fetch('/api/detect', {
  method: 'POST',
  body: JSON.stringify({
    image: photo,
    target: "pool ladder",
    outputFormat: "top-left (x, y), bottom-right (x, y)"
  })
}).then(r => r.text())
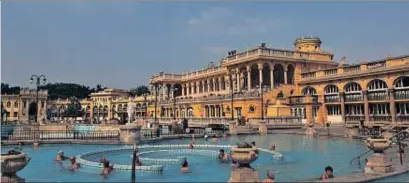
top-left (349, 126), bottom-right (409, 165)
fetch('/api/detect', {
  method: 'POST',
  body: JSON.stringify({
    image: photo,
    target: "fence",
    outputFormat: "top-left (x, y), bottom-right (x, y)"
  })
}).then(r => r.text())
top-left (5, 130), bottom-right (120, 142)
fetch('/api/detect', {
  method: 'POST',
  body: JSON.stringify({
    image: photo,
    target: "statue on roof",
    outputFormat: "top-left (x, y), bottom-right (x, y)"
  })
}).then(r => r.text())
top-left (340, 56), bottom-right (346, 66)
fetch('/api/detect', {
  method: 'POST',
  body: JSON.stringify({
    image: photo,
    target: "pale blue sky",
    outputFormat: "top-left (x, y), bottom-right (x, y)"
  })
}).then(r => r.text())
top-left (2, 2), bottom-right (409, 89)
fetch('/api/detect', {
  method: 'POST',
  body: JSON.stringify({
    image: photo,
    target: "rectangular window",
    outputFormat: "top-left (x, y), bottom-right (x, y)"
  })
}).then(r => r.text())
top-left (326, 105), bottom-right (341, 116)
top-left (13, 112), bottom-right (18, 117)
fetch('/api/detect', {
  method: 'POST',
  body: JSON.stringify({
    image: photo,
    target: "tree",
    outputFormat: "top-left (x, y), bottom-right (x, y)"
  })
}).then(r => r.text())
top-left (64, 97), bottom-right (83, 118)
top-left (1, 83), bottom-right (21, 95)
top-left (129, 85), bottom-right (150, 96)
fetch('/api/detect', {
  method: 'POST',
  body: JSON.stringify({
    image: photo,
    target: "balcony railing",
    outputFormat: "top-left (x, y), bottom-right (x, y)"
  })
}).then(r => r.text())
top-left (248, 116), bottom-right (302, 124)
top-left (368, 91), bottom-right (389, 101)
top-left (345, 115), bottom-right (365, 122)
top-left (344, 65), bottom-right (361, 73)
top-left (289, 96), bottom-right (305, 104)
top-left (394, 89), bottom-right (409, 100)
top-left (345, 93), bottom-right (363, 102)
top-left (324, 95), bottom-right (340, 103)
top-left (158, 92), bottom-right (260, 105)
top-left (396, 115), bottom-right (409, 122)
top-left (369, 115), bottom-right (392, 122)
top-left (367, 61), bottom-right (386, 70)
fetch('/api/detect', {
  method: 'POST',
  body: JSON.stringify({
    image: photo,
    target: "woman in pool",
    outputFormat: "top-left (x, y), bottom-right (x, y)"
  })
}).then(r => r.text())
top-left (261, 171), bottom-right (276, 182)
top-left (55, 150), bottom-right (68, 161)
top-left (101, 161), bottom-right (112, 175)
top-left (270, 144), bottom-right (276, 151)
top-left (181, 160), bottom-right (189, 173)
top-left (69, 156), bottom-right (80, 171)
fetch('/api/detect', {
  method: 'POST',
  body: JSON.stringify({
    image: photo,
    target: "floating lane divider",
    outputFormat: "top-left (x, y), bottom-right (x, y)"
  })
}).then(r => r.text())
top-left (76, 144), bottom-right (282, 172)
top-left (257, 148), bottom-right (284, 159)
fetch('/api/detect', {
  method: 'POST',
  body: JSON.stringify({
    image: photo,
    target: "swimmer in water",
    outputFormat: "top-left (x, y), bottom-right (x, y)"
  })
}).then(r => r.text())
top-left (218, 149), bottom-right (229, 161)
top-left (181, 160), bottom-right (189, 173)
top-left (55, 150), bottom-right (68, 161)
top-left (69, 156), bottom-right (80, 170)
top-left (270, 144), bottom-right (276, 151)
top-left (204, 133), bottom-right (208, 141)
top-left (189, 141), bottom-right (194, 149)
top-left (101, 161), bottom-right (111, 175)
top-left (261, 171), bottom-right (276, 182)
top-left (320, 166), bottom-right (334, 180)
top-left (135, 156), bottom-right (142, 166)
top-left (211, 135), bottom-right (219, 143)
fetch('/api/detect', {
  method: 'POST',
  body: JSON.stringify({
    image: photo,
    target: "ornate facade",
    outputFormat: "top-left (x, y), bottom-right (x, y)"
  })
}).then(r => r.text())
top-left (2, 37), bottom-right (409, 126)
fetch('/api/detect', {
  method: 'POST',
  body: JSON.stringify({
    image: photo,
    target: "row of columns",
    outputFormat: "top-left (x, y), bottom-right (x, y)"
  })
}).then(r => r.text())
top-left (204, 105), bottom-right (223, 117)
top-left (181, 77), bottom-right (226, 97)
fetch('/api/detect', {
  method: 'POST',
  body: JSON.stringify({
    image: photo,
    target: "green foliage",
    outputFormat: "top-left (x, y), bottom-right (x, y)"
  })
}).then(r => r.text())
top-left (1, 83), bottom-right (21, 95)
top-left (64, 97), bottom-right (83, 117)
top-left (129, 85), bottom-right (150, 96)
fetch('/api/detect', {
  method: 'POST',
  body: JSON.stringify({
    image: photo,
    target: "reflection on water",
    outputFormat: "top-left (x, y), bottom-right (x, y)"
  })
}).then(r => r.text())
top-left (6, 134), bottom-right (367, 182)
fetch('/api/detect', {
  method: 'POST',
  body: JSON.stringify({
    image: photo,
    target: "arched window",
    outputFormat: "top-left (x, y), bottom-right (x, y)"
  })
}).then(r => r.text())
top-left (188, 108), bottom-right (194, 117)
top-left (14, 101), bottom-right (18, 108)
top-left (287, 64), bottom-right (295, 84)
top-left (394, 76), bottom-right (409, 88)
top-left (273, 64), bottom-right (285, 86)
top-left (118, 104), bottom-right (123, 111)
top-left (367, 79), bottom-right (388, 91)
top-left (394, 76), bottom-right (409, 100)
top-left (344, 82), bottom-right (362, 93)
top-left (344, 82), bottom-right (363, 102)
top-left (6, 101), bottom-right (11, 108)
top-left (302, 86), bottom-right (317, 95)
top-left (324, 85), bottom-right (339, 94)
top-left (324, 85), bottom-right (340, 103)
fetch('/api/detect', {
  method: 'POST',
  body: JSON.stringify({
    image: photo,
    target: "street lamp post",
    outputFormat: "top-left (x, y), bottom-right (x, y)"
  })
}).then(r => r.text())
top-left (171, 86), bottom-right (178, 120)
top-left (30, 75), bottom-right (47, 122)
top-left (257, 83), bottom-right (268, 120)
top-left (151, 83), bottom-right (162, 122)
top-left (143, 93), bottom-right (148, 121)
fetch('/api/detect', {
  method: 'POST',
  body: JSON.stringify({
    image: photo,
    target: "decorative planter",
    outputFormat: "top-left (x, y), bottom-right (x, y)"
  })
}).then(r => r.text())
top-left (1, 152), bottom-right (30, 182)
top-left (364, 137), bottom-right (393, 174)
top-left (365, 138), bottom-right (391, 153)
top-left (229, 146), bottom-right (259, 182)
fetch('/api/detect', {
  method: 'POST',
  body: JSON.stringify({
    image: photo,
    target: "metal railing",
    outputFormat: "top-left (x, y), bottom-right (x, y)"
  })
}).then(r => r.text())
top-left (369, 116), bottom-right (392, 122)
top-left (248, 117), bottom-right (302, 124)
top-left (367, 91), bottom-right (389, 101)
top-left (345, 93), bottom-right (363, 102)
top-left (324, 95), bottom-right (340, 103)
top-left (5, 130), bottom-right (120, 141)
top-left (345, 115), bottom-right (365, 122)
top-left (394, 89), bottom-right (409, 100)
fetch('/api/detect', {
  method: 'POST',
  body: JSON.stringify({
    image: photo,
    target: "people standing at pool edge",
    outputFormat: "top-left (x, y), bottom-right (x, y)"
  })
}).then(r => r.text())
top-left (320, 166), bottom-right (334, 180)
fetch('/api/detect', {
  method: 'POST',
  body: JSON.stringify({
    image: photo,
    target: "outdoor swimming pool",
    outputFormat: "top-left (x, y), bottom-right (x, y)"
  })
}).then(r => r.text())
top-left (4, 134), bottom-right (368, 182)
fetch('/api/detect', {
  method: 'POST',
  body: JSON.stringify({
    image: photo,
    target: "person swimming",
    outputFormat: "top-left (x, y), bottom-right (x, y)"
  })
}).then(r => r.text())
top-left (211, 135), bottom-right (219, 143)
top-left (101, 161), bottom-right (112, 175)
top-left (189, 141), bottom-right (194, 149)
top-left (135, 156), bottom-right (142, 166)
top-left (55, 150), bottom-right (68, 161)
top-left (204, 133), bottom-right (208, 141)
top-left (218, 149), bottom-right (229, 161)
top-left (320, 166), bottom-right (334, 180)
top-left (251, 142), bottom-right (256, 147)
top-left (261, 171), bottom-right (276, 182)
top-left (270, 144), bottom-right (276, 151)
top-left (69, 156), bottom-right (80, 170)
top-left (181, 160), bottom-right (189, 173)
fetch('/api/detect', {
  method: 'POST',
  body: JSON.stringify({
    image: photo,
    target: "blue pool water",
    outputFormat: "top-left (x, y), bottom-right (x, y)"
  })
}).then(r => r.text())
top-left (4, 134), bottom-right (368, 182)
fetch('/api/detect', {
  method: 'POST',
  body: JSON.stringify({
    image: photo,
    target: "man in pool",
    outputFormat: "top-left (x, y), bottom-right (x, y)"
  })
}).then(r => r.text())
top-left (261, 171), bottom-right (276, 182)
top-left (320, 166), bottom-right (334, 180)
top-left (100, 157), bottom-right (115, 170)
top-left (55, 150), bottom-right (68, 161)
top-left (204, 133), bottom-right (208, 141)
top-left (69, 156), bottom-right (80, 170)
top-left (181, 159), bottom-right (189, 173)
top-left (135, 155), bottom-right (142, 166)
top-left (218, 149), bottom-right (229, 162)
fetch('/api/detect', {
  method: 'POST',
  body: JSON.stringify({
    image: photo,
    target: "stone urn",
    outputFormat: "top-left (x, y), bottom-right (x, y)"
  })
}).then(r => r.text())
top-left (364, 137), bottom-right (393, 174)
top-left (229, 143), bottom-right (259, 183)
top-left (306, 123), bottom-right (316, 136)
top-left (1, 151), bottom-right (31, 182)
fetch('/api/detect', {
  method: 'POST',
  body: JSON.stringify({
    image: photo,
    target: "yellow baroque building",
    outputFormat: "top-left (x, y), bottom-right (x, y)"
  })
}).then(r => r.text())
top-left (2, 37), bottom-right (409, 126)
